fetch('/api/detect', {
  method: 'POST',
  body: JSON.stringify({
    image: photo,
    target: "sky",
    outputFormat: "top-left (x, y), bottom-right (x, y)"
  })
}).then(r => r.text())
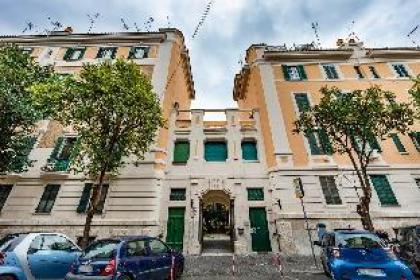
top-left (1, 0), bottom-right (419, 109)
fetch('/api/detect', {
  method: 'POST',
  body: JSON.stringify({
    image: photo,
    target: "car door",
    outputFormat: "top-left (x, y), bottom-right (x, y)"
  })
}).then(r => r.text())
top-left (27, 234), bottom-right (80, 279)
top-left (148, 239), bottom-right (172, 280)
top-left (122, 240), bottom-right (155, 279)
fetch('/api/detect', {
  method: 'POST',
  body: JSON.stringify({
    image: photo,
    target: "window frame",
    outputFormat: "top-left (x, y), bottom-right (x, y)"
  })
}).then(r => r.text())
top-left (354, 65), bottom-right (364, 79)
top-left (319, 176), bottom-right (342, 205)
top-left (370, 175), bottom-right (399, 206)
top-left (63, 47), bottom-right (86, 61)
top-left (322, 64), bottom-right (340, 80)
top-left (76, 184), bottom-right (109, 214)
top-left (241, 140), bottom-right (258, 161)
top-left (169, 189), bottom-right (186, 201)
top-left (35, 184), bottom-right (60, 214)
top-left (204, 141), bottom-right (228, 162)
top-left (369, 66), bottom-right (380, 79)
top-left (173, 141), bottom-right (190, 164)
top-left (128, 46), bottom-right (150, 59)
top-left (391, 63), bottom-right (410, 78)
top-left (247, 188), bottom-right (264, 201)
top-left (0, 185), bottom-right (13, 212)
top-left (96, 47), bottom-right (117, 59)
top-left (390, 133), bottom-right (407, 154)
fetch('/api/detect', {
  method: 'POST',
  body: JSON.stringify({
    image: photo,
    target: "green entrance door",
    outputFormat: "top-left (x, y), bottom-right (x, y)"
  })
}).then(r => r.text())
top-left (166, 208), bottom-right (185, 251)
top-left (249, 208), bottom-right (272, 252)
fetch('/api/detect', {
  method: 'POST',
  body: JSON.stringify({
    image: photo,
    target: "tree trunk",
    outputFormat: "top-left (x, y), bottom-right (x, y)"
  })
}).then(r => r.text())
top-left (80, 168), bottom-right (107, 249)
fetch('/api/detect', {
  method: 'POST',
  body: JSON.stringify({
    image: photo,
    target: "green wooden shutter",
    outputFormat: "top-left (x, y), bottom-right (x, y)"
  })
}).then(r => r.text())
top-left (111, 48), bottom-right (117, 59)
top-left (77, 184), bottom-right (92, 213)
top-left (390, 133), bottom-right (407, 153)
top-left (128, 47), bottom-right (135, 59)
top-left (95, 184), bottom-right (109, 214)
top-left (319, 176), bottom-right (342, 205)
top-left (78, 48), bottom-right (86, 60)
top-left (204, 142), bottom-right (227, 162)
top-left (295, 93), bottom-right (310, 112)
top-left (282, 65), bottom-right (290, 81)
top-left (393, 65), bottom-right (403, 77)
top-left (242, 141), bottom-right (258, 160)
top-left (96, 48), bottom-right (103, 58)
top-left (409, 132), bottom-right (420, 151)
top-left (63, 48), bottom-right (73, 61)
top-left (247, 188), bottom-right (264, 201)
top-left (318, 129), bottom-right (333, 155)
top-left (173, 142), bottom-right (190, 163)
top-left (50, 137), bottom-right (65, 160)
top-left (368, 136), bottom-right (382, 152)
top-left (0, 185), bottom-right (13, 212)
top-left (297, 65), bottom-right (307, 80)
top-left (36, 184), bottom-right (60, 213)
top-left (370, 175), bottom-right (398, 206)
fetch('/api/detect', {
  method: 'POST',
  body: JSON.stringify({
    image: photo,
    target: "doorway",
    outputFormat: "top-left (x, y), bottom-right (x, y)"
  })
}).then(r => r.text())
top-left (249, 208), bottom-right (271, 252)
top-left (200, 190), bottom-right (234, 254)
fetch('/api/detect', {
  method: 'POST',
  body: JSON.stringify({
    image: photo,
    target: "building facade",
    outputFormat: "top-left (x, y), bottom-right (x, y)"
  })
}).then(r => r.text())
top-left (1, 30), bottom-right (420, 255)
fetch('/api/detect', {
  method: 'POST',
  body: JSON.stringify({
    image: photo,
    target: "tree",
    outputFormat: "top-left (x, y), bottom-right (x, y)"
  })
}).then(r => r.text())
top-left (31, 59), bottom-right (164, 248)
top-left (409, 74), bottom-right (420, 112)
top-left (294, 86), bottom-right (414, 231)
top-left (0, 45), bottom-right (53, 173)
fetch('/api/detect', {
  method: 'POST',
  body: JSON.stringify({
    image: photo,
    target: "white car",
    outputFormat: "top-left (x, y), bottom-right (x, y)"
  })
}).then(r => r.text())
top-left (0, 232), bottom-right (81, 280)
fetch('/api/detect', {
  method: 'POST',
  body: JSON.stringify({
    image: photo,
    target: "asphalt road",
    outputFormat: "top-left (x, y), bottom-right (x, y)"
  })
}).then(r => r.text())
top-left (181, 254), bottom-right (329, 280)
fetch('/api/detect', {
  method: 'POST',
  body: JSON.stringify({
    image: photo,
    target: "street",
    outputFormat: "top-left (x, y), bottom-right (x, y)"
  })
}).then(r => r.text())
top-left (181, 254), bottom-right (329, 280)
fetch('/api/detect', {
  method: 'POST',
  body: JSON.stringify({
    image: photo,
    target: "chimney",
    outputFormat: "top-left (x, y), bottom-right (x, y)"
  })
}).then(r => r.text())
top-left (64, 26), bottom-right (73, 33)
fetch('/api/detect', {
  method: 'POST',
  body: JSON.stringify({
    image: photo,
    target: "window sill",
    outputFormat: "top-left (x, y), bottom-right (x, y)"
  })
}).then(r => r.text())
top-left (399, 152), bottom-right (409, 155)
top-left (380, 204), bottom-right (401, 207)
top-left (172, 161), bottom-right (188, 165)
top-left (243, 160), bottom-right (260, 163)
top-left (32, 212), bottom-right (51, 215)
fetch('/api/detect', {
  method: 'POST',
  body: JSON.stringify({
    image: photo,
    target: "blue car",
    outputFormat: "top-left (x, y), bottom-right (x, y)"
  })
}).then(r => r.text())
top-left (315, 229), bottom-right (415, 280)
top-left (0, 232), bottom-right (81, 280)
top-left (65, 236), bottom-right (184, 280)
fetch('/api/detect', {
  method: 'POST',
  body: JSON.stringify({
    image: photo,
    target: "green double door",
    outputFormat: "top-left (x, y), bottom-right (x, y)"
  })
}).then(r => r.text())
top-left (249, 208), bottom-right (272, 252)
top-left (166, 208), bottom-right (185, 251)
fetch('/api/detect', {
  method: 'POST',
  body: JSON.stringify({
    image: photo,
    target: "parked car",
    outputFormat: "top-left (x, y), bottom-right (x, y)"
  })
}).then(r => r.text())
top-left (392, 225), bottom-right (420, 276)
top-left (0, 232), bottom-right (81, 280)
top-left (66, 236), bottom-right (184, 280)
top-left (314, 228), bottom-right (415, 280)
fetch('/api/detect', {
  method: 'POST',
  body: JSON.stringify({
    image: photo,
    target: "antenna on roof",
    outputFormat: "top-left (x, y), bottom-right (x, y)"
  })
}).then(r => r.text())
top-left (133, 22), bottom-right (141, 32)
top-left (120, 18), bottom-right (130, 31)
top-left (407, 25), bottom-right (419, 47)
top-left (22, 21), bottom-right (34, 33)
top-left (144, 17), bottom-right (154, 32)
top-left (311, 22), bottom-right (321, 49)
top-left (237, 53), bottom-right (244, 68)
top-left (346, 20), bottom-right (360, 42)
top-left (192, 0), bottom-right (215, 39)
top-left (47, 17), bottom-right (63, 31)
top-left (166, 16), bottom-right (171, 28)
top-left (87, 13), bottom-right (100, 33)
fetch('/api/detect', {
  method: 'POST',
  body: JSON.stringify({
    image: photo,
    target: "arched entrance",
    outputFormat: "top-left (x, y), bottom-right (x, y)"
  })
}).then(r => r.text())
top-left (200, 190), bottom-right (234, 254)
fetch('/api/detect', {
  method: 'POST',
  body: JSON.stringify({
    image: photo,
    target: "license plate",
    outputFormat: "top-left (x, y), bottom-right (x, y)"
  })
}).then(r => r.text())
top-left (78, 264), bottom-right (93, 273)
top-left (357, 268), bottom-right (386, 277)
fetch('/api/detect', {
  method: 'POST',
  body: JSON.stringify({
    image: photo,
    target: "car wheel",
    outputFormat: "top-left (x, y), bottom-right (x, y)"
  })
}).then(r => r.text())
top-left (117, 274), bottom-right (132, 280)
top-left (0, 275), bottom-right (16, 280)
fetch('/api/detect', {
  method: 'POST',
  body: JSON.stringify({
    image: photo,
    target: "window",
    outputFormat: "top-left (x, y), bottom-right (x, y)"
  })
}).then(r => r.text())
top-left (21, 47), bottom-right (33, 55)
top-left (242, 141), bottom-right (258, 161)
top-left (392, 64), bottom-right (410, 78)
top-left (204, 142), bottom-right (227, 162)
top-left (354, 66), bottom-right (364, 78)
top-left (409, 132), bottom-right (420, 151)
top-left (128, 46), bottom-right (150, 59)
top-left (63, 47), bottom-right (86, 61)
top-left (294, 93), bottom-right (333, 155)
top-left (351, 135), bottom-right (382, 153)
top-left (415, 179), bottom-right (420, 189)
top-left (96, 47), bottom-right (117, 59)
top-left (76, 184), bottom-right (109, 214)
top-left (282, 65), bottom-right (307, 81)
top-left (370, 175), bottom-right (398, 206)
top-left (35, 185), bottom-right (60, 213)
top-left (390, 133), bottom-right (407, 153)
top-left (173, 141), bottom-right (190, 164)
top-left (149, 239), bottom-right (168, 254)
top-left (369, 66), bottom-right (380, 79)
top-left (46, 137), bottom-right (76, 171)
top-left (170, 189), bottom-right (186, 201)
top-left (29, 235), bottom-right (75, 251)
top-left (0, 185), bottom-right (12, 212)
top-left (126, 240), bottom-right (147, 256)
top-left (247, 188), bottom-right (264, 201)
top-left (319, 176), bottom-right (342, 205)
top-left (322, 64), bottom-right (339, 79)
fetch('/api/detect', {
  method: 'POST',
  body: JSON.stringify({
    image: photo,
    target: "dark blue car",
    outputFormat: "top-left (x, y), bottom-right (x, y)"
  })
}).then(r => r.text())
top-left (65, 236), bottom-right (184, 280)
top-left (315, 229), bottom-right (415, 280)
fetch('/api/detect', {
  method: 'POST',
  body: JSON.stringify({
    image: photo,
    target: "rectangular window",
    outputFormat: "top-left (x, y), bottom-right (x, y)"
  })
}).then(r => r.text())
top-left (294, 94), bottom-right (332, 155)
top-left (0, 185), bottom-right (13, 212)
top-left (128, 46), bottom-right (150, 59)
top-left (319, 176), bottom-right (342, 205)
top-left (392, 64), bottom-right (410, 78)
top-left (22, 47), bottom-right (33, 55)
top-left (97, 47), bottom-right (117, 59)
top-left (170, 189), bottom-right (186, 201)
top-left (370, 175), bottom-right (398, 206)
top-left (409, 132), bottom-right (420, 151)
top-left (247, 188), bottom-right (264, 201)
top-left (47, 137), bottom-right (76, 171)
top-left (242, 141), bottom-right (258, 161)
top-left (354, 66), bottom-right (364, 78)
top-left (204, 142), bottom-right (227, 162)
top-left (369, 66), bottom-right (380, 79)
top-left (390, 133), bottom-right (407, 153)
top-left (36, 184), bottom-right (60, 213)
top-left (63, 47), bottom-right (86, 61)
top-left (416, 179), bottom-right (420, 189)
top-left (282, 65), bottom-right (307, 81)
top-left (322, 64), bottom-right (339, 79)
top-left (173, 141), bottom-right (190, 164)
top-left (76, 184), bottom-right (109, 214)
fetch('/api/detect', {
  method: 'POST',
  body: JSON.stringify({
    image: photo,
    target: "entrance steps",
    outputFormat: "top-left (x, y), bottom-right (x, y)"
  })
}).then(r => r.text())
top-left (201, 233), bottom-right (232, 255)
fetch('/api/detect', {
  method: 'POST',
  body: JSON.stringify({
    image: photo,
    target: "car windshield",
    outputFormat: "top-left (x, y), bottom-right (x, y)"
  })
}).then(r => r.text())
top-left (82, 240), bottom-right (119, 259)
top-left (0, 234), bottom-right (26, 252)
top-left (336, 233), bottom-right (385, 249)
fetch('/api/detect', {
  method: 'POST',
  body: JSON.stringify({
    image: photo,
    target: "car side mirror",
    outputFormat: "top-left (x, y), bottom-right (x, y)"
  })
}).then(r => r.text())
top-left (313, 241), bottom-right (322, 247)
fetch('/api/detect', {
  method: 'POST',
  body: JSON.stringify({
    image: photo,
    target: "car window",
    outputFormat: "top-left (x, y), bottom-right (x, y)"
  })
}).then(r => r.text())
top-left (149, 239), bottom-right (168, 255)
top-left (126, 240), bottom-right (148, 257)
top-left (83, 240), bottom-right (119, 259)
top-left (29, 235), bottom-right (75, 251)
top-left (336, 233), bottom-right (385, 249)
top-left (0, 234), bottom-right (27, 252)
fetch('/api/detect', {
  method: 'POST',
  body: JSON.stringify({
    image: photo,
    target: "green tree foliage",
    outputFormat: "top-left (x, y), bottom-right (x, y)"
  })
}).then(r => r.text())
top-left (0, 45), bottom-right (53, 174)
top-left (31, 59), bottom-right (164, 247)
top-left (294, 86), bottom-right (414, 231)
top-left (409, 75), bottom-right (420, 114)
